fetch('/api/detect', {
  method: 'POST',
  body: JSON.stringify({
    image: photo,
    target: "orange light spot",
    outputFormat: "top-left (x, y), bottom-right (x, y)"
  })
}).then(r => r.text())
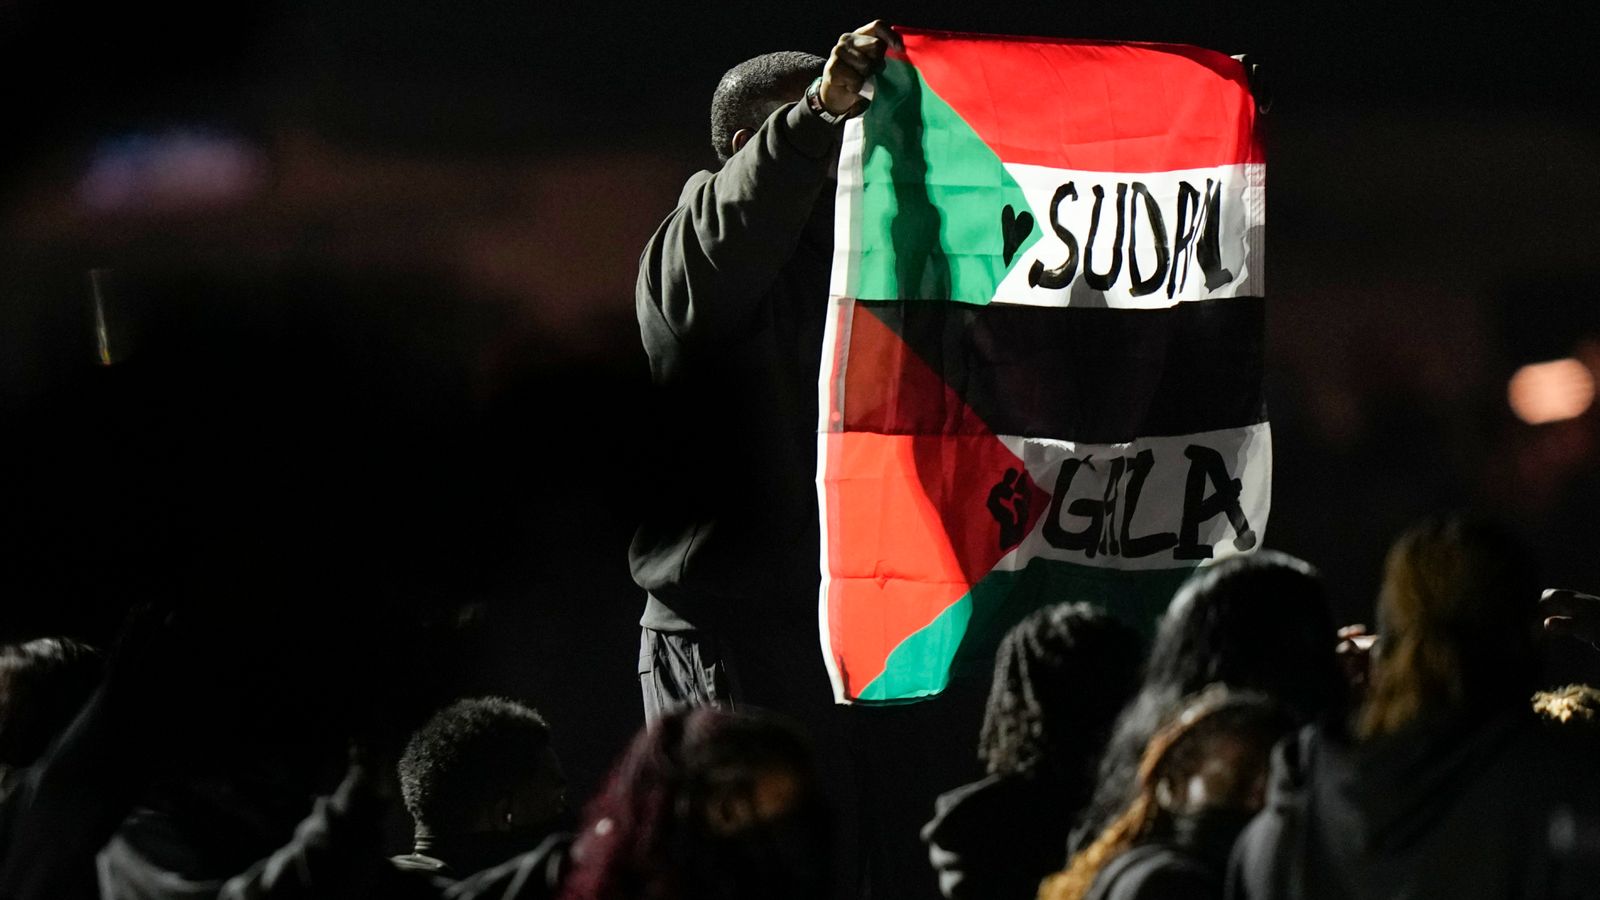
top-left (1509, 358), bottom-right (1595, 425)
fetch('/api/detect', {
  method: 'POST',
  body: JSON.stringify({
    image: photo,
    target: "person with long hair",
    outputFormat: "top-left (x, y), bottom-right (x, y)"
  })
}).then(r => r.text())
top-left (557, 707), bottom-right (831, 900)
top-left (922, 603), bottom-right (1144, 899)
top-left (1075, 551), bottom-right (1345, 852)
top-left (1041, 686), bottom-right (1290, 900)
top-left (1228, 514), bottom-right (1600, 899)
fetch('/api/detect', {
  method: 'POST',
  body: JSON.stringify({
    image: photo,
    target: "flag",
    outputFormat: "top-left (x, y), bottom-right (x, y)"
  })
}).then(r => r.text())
top-left (817, 29), bottom-right (1268, 704)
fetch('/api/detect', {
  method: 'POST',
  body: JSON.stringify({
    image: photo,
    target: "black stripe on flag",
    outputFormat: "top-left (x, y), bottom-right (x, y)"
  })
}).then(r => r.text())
top-left (845, 296), bottom-right (1265, 443)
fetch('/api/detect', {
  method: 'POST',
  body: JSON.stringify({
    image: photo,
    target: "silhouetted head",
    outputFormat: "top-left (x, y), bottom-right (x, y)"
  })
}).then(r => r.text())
top-left (561, 707), bottom-right (830, 900)
top-left (1076, 550), bottom-right (1342, 852)
top-left (0, 637), bottom-right (102, 779)
top-left (1360, 515), bottom-right (1540, 738)
top-left (1145, 550), bottom-right (1343, 720)
top-left (710, 51), bottom-right (825, 162)
top-left (399, 697), bottom-right (566, 872)
top-left (978, 602), bottom-right (1144, 788)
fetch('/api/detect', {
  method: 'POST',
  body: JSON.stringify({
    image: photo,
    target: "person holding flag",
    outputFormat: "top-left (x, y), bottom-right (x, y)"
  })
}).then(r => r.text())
top-left (630, 19), bottom-right (895, 727)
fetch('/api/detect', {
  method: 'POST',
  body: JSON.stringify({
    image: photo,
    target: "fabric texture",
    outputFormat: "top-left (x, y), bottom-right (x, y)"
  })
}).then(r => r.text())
top-left (638, 627), bottom-right (736, 722)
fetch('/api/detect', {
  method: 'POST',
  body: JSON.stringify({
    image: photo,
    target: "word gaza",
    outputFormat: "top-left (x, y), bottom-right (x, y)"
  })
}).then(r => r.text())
top-left (1041, 446), bottom-right (1257, 561)
top-left (1026, 179), bottom-right (1235, 298)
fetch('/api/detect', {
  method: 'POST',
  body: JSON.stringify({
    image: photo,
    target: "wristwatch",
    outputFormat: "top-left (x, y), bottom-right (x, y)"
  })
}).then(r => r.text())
top-left (805, 77), bottom-right (850, 126)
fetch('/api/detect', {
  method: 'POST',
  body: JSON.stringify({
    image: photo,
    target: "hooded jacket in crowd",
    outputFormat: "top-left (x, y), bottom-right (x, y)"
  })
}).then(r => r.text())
top-left (1227, 708), bottom-right (1600, 900)
top-left (922, 771), bottom-right (1083, 900)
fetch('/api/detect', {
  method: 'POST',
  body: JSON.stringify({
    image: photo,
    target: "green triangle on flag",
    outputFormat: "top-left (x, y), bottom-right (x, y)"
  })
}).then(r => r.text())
top-left (854, 56), bottom-right (1041, 305)
top-left (855, 556), bottom-right (1195, 702)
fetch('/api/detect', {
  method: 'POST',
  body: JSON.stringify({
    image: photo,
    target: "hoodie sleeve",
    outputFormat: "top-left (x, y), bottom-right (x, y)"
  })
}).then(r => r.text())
top-left (921, 777), bottom-right (1006, 900)
top-left (638, 100), bottom-right (840, 353)
top-left (215, 767), bottom-right (388, 900)
top-left (1225, 814), bottom-right (1278, 900)
top-left (1225, 730), bottom-right (1312, 900)
top-left (442, 833), bottom-right (572, 900)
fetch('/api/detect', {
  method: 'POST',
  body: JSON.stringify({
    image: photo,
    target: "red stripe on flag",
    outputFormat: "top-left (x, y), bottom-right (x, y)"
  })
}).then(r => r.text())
top-left (824, 307), bottom-right (1050, 693)
top-left (823, 431), bottom-right (1048, 696)
top-left (894, 29), bottom-right (1262, 172)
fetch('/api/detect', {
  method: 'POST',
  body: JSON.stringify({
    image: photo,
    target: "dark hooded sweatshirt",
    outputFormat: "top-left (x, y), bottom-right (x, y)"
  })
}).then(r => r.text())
top-left (1227, 709), bottom-right (1600, 900)
top-left (629, 99), bottom-right (841, 636)
top-left (97, 767), bottom-right (446, 900)
top-left (921, 772), bottom-right (1081, 900)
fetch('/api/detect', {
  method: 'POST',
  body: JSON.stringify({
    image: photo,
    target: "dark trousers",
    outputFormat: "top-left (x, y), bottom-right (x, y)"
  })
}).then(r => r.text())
top-left (638, 627), bottom-right (737, 721)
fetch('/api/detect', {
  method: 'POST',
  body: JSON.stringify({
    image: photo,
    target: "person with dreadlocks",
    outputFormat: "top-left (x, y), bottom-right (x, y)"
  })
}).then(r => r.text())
top-left (921, 603), bottom-right (1144, 900)
top-left (1040, 686), bottom-right (1291, 900)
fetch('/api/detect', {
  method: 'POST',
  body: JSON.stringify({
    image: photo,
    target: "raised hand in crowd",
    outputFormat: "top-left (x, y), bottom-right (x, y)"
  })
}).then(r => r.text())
top-left (1540, 588), bottom-right (1600, 651)
top-left (1335, 582), bottom-right (1599, 706)
top-left (1333, 624), bottom-right (1376, 697)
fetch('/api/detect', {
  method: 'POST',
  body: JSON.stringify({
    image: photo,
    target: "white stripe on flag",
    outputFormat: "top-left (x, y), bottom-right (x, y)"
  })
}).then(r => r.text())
top-left (993, 422), bottom-right (1272, 572)
top-left (993, 162), bottom-right (1265, 308)
top-left (829, 117), bottom-right (870, 300)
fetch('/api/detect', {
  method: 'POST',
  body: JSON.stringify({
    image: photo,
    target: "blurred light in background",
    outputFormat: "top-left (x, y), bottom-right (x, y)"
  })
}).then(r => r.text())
top-left (76, 129), bottom-right (266, 214)
top-left (1509, 358), bottom-right (1595, 425)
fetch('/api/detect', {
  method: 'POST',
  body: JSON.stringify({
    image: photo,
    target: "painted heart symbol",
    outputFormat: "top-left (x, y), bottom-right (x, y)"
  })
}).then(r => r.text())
top-left (1001, 204), bottom-right (1035, 266)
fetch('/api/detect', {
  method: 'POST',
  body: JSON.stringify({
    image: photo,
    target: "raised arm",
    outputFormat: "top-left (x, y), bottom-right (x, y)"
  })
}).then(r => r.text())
top-left (638, 21), bottom-right (896, 351)
top-left (638, 100), bottom-right (840, 349)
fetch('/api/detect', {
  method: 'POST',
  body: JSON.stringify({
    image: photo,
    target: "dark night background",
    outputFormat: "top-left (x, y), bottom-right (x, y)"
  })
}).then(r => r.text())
top-left (2, 0), bottom-right (1598, 868)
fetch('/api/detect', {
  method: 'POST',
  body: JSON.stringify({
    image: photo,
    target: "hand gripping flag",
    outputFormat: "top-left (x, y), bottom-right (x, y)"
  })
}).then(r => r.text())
top-left (817, 29), bottom-right (1268, 704)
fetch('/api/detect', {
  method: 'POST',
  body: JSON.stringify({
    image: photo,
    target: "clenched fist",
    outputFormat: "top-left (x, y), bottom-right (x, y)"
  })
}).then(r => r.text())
top-left (818, 20), bottom-right (900, 117)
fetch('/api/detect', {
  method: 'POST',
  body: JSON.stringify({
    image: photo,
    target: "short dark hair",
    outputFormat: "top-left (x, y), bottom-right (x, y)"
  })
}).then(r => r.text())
top-left (710, 51), bottom-right (825, 162)
top-left (398, 696), bottom-right (553, 833)
top-left (0, 637), bottom-right (103, 772)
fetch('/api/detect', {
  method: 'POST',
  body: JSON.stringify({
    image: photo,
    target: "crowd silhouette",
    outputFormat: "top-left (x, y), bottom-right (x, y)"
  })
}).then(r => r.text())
top-left (3, 514), bottom-right (1599, 899)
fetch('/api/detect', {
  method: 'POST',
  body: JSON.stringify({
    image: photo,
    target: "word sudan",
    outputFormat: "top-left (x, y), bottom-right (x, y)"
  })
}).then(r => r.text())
top-left (1026, 178), bottom-right (1235, 299)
